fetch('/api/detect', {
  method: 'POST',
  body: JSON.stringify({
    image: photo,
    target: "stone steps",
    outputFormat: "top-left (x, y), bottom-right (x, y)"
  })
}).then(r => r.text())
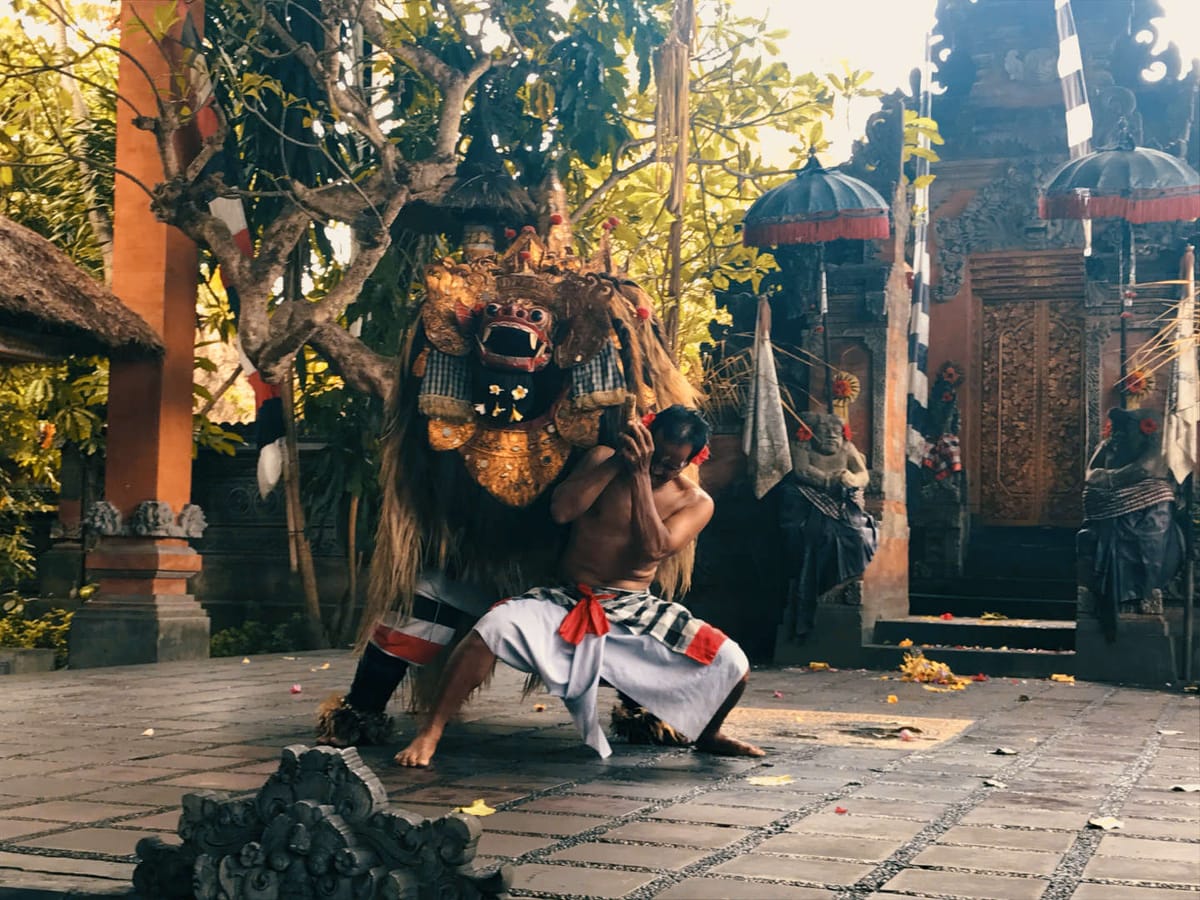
top-left (862, 641), bottom-right (1076, 678)
top-left (874, 615), bottom-right (1075, 652)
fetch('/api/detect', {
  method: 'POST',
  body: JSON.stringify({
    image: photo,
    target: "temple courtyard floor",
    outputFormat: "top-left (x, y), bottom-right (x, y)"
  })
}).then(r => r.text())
top-left (0, 650), bottom-right (1197, 899)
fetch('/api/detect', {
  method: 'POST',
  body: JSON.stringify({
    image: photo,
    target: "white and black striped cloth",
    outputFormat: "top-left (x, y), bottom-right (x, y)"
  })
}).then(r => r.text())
top-left (906, 31), bottom-right (934, 466)
top-left (1055, 0), bottom-right (1093, 159)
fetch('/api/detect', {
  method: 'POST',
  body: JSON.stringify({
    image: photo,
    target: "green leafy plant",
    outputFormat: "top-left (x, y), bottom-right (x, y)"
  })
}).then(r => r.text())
top-left (210, 614), bottom-right (314, 658)
top-left (0, 605), bottom-right (73, 667)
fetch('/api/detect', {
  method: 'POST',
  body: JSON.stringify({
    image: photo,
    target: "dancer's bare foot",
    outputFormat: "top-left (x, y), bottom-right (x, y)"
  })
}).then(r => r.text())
top-left (694, 731), bottom-right (765, 757)
top-left (394, 730), bottom-right (441, 767)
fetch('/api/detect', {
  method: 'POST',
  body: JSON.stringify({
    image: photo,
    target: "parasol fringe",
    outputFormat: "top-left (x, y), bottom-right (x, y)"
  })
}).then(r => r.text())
top-left (743, 216), bottom-right (891, 247)
top-left (1039, 191), bottom-right (1200, 224)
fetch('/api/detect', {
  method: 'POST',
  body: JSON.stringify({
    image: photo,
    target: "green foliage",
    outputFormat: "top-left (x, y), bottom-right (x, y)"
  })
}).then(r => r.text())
top-left (0, 605), bottom-right (73, 667)
top-left (0, 361), bottom-right (106, 590)
top-left (210, 614), bottom-right (313, 657)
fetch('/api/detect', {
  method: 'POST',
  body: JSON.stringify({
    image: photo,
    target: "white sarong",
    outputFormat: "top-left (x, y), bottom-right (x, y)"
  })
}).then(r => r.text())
top-left (474, 594), bottom-right (749, 757)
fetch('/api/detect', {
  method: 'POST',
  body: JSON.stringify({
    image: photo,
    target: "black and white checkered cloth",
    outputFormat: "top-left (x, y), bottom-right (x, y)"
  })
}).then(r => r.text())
top-left (569, 341), bottom-right (625, 406)
top-left (419, 348), bottom-right (472, 407)
top-left (907, 31), bottom-right (933, 465)
top-left (1055, 0), bottom-right (1093, 159)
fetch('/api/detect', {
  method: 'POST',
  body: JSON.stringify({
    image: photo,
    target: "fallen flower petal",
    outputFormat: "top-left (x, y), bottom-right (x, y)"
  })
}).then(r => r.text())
top-left (318, 662), bottom-right (330, 670)
top-left (939, 612), bottom-right (954, 620)
top-left (1087, 816), bottom-right (1124, 831)
top-left (282, 656), bottom-right (298, 661)
top-left (772, 691), bottom-right (784, 699)
top-left (898, 638), bottom-right (914, 648)
top-left (241, 658), bottom-right (250, 664)
top-left (141, 728), bottom-right (155, 737)
top-left (834, 806), bottom-right (848, 815)
top-left (456, 799), bottom-right (496, 817)
top-left (533, 703), bottom-right (546, 712)
top-left (808, 661), bottom-right (830, 671)
top-left (747, 774), bottom-right (795, 786)
top-left (983, 779), bottom-right (1007, 788)
top-left (886, 695), bottom-right (898, 704)
top-left (972, 673), bottom-right (989, 682)
top-left (290, 684), bottom-right (303, 694)
top-left (994, 747), bottom-right (1017, 755)
top-left (899, 729), bottom-right (915, 742)
top-left (1050, 673), bottom-right (1075, 683)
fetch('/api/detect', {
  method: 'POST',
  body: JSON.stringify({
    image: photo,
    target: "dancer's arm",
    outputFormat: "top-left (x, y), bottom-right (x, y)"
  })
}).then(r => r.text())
top-left (550, 446), bottom-right (621, 524)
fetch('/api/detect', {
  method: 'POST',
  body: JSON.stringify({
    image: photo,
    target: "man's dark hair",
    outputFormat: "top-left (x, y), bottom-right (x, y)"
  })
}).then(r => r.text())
top-left (648, 405), bottom-right (710, 456)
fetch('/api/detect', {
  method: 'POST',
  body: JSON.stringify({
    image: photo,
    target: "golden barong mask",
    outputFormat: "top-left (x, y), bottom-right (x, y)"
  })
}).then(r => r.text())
top-left (416, 229), bottom-right (627, 507)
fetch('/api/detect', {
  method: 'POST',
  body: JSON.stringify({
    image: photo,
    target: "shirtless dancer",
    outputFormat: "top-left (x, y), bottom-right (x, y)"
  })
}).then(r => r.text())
top-left (396, 405), bottom-right (764, 766)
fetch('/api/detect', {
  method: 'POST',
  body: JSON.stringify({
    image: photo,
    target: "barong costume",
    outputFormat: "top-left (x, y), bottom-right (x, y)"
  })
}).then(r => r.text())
top-left (474, 586), bottom-right (748, 757)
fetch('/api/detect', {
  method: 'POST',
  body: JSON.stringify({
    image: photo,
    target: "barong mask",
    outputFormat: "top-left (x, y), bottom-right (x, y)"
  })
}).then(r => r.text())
top-left (417, 229), bottom-right (630, 507)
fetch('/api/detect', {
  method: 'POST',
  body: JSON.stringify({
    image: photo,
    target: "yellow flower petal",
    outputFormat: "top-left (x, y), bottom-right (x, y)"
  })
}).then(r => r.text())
top-left (747, 774), bottom-right (794, 786)
top-left (489, 384), bottom-right (502, 395)
top-left (898, 638), bottom-right (913, 648)
top-left (456, 798), bottom-right (496, 817)
top-left (807, 661), bottom-right (829, 671)
top-left (886, 694), bottom-right (898, 704)
top-left (1050, 673), bottom-right (1075, 683)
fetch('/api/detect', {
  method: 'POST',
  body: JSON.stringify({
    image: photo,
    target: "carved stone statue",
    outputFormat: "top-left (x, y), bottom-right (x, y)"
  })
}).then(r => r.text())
top-left (1078, 408), bottom-right (1184, 639)
top-left (778, 413), bottom-right (878, 641)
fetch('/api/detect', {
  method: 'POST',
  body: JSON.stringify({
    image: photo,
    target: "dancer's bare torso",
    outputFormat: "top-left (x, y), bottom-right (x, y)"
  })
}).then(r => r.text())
top-left (557, 446), bottom-right (709, 590)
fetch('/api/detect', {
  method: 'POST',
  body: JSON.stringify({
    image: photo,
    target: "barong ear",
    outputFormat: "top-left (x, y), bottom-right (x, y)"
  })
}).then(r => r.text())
top-left (552, 274), bottom-right (616, 368)
top-left (422, 258), bottom-right (494, 356)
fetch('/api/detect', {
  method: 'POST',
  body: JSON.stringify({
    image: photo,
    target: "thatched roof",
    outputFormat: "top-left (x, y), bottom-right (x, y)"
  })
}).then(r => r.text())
top-left (0, 215), bottom-right (163, 362)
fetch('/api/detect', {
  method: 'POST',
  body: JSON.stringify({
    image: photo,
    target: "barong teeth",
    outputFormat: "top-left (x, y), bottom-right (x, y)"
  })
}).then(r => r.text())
top-left (529, 331), bottom-right (537, 350)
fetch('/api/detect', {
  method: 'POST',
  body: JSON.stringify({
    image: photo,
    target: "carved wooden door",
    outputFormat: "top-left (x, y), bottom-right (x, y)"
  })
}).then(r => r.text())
top-left (979, 298), bottom-right (1084, 525)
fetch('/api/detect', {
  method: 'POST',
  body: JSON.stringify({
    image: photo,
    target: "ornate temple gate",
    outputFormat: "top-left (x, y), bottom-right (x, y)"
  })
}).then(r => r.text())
top-left (975, 253), bottom-right (1086, 527)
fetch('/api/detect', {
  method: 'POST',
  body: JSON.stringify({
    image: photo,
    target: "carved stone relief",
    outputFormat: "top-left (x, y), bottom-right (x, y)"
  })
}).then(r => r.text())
top-left (934, 160), bottom-right (1084, 303)
top-left (132, 744), bottom-right (511, 900)
top-left (83, 500), bottom-right (207, 539)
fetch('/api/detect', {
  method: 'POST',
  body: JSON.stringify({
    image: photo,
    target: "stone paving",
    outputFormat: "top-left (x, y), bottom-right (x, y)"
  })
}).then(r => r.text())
top-left (0, 650), bottom-right (1197, 899)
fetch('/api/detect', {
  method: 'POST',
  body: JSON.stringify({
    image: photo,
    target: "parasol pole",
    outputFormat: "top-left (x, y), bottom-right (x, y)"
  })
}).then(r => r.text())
top-left (1118, 220), bottom-right (1133, 407)
top-left (1183, 245), bottom-right (1196, 682)
top-left (819, 243), bottom-right (833, 413)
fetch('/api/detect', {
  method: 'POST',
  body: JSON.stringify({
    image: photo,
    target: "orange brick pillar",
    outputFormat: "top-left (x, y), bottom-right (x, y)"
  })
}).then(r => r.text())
top-left (69, 0), bottom-right (210, 667)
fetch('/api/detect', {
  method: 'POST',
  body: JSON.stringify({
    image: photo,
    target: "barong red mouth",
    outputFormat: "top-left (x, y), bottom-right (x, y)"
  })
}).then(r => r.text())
top-left (476, 319), bottom-right (552, 372)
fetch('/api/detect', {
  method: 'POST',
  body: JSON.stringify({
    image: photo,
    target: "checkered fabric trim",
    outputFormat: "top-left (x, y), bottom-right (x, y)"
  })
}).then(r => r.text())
top-left (522, 585), bottom-right (725, 663)
top-left (419, 348), bottom-right (472, 405)
top-left (1083, 478), bottom-right (1176, 521)
top-left (569, 341), bottom-right (625, 403)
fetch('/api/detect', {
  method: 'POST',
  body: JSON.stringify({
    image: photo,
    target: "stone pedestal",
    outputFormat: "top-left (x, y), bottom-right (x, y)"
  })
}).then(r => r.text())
top-left (774, 581), bottom-right (866, 668)
top-left (1075, 612), bottom-right (1177, 686)
top-left (71, 536), bottom-right (209, 668)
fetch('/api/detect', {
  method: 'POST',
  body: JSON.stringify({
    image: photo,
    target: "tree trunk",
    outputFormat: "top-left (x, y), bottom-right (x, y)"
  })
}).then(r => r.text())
top-left (281, 366), bottom-right (328, 649)
top-left (330, 492), bottom-right (361, 645)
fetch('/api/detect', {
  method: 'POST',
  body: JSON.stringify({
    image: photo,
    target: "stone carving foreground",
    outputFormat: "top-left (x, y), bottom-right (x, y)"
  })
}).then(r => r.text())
top-left (132, 744), bottom-right (511, 899)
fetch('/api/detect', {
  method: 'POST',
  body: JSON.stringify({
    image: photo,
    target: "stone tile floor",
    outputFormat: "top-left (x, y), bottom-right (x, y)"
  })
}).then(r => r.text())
top-left (0, 650), bottom-right (1197, 899)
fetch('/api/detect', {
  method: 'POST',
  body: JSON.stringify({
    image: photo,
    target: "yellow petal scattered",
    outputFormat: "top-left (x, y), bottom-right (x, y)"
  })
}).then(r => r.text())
top-left (808, 661), bottom-right (830, 671)
top-left (141, 728), bottom-right (155, 736)
top-left (242, 658), bottom-right (250, 664)
top-left (900, 651), bottom-right (970, 689)
top-left (1050, 673), bottom-right (1075, 683)
top-left (456, 799), bottom-right (496, 817)
top-left (886, 695), bottom-right (898, 704)
top-left (747, 774), bottom-right (795, 786)
top-left (319, 662), bottom-right (330, 670)
top-left (533, 703), bottom-right (547, 712)
top-left (898, 638), bottom-right (913, 648)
